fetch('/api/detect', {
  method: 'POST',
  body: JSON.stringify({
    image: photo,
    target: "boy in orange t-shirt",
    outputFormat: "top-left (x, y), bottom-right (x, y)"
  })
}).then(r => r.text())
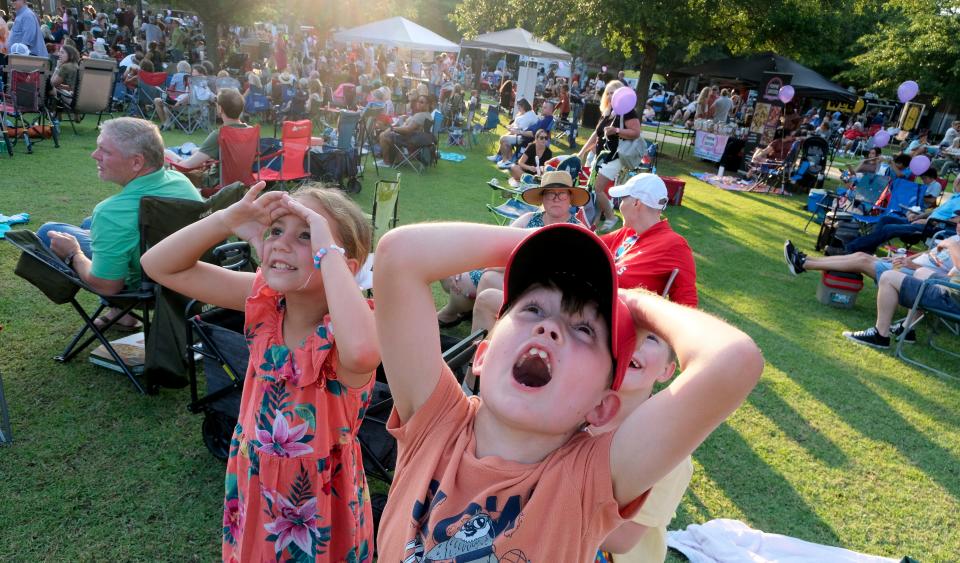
top-left (373, 223), bottom-right (763, 560)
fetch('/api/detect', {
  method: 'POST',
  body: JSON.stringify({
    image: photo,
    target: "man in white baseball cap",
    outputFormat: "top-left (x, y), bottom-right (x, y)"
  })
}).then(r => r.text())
top-left (602, 173), bottom-right (699, 306)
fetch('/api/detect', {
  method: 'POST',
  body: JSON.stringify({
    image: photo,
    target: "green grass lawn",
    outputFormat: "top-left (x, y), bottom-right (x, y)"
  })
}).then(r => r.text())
top-left (0, 115), bottom-right (958, 561)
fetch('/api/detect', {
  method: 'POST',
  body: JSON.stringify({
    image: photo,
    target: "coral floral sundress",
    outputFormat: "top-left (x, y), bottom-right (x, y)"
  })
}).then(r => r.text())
top-left (222, 272), bottom-right (374, 562)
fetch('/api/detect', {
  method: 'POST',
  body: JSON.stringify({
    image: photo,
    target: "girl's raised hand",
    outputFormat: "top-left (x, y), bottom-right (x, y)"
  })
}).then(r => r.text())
top-left (220, 182), bottom-right (286, 248)
top-left (282, 193), bottom-right (335, 250)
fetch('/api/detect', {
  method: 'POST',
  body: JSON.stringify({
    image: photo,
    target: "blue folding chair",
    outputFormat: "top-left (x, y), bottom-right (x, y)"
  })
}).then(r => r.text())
top-left (852, 177), bottom-right (927, 226)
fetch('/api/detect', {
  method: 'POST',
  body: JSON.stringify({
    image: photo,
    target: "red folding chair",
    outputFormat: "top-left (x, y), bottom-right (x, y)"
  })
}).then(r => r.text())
top-left (135, 70), bottom-right (168, 120)
top-left (258, 120), bottom-right (312, 189)
top-left (207, 125), bottom-right (261, 196)
top-left (165, 125), bottom-right (262, 197)
top-left (1, 69), bottom-right (59, 153)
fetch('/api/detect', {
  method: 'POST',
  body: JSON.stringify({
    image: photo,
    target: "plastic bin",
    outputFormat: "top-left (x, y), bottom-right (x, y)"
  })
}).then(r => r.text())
top-left (817, 271), bottom-right (864, 308)
top-left (660, 176), bottom-right (686, 206)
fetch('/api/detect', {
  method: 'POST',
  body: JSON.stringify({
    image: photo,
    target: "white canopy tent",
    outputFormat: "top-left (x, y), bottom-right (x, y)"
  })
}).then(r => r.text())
top-left (333, 17), bottom-right (460, 53)
top-left (460, 28), bottom-right (571, 61)
top-left (461, 29), bottom-right (572, 113)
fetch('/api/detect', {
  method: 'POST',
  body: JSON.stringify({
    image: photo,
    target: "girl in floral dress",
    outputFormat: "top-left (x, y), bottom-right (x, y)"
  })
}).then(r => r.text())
top-left (142, 182), bottom-right (379, 562)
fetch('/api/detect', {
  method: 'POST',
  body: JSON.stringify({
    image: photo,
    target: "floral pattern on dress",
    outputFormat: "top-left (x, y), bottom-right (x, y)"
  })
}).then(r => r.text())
top-left (222, 271), bottom-right (374, 562)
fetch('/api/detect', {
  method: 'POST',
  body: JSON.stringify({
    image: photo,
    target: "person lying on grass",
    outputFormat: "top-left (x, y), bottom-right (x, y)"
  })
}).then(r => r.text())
top-left (142, 182), bottom-right (380, 561)
top-left (372, 222), bottom-right (763, 560)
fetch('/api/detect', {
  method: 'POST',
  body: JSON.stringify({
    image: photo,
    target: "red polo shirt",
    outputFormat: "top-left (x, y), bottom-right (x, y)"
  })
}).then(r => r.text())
top-left (600, 220), bottom-right (698, 307)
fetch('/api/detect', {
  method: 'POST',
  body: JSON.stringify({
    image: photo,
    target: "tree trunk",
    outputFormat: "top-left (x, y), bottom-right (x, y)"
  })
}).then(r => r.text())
top-left (635, 40), bottom-right (659, 106)
top-left (203, 19), bottom-right (220, 69)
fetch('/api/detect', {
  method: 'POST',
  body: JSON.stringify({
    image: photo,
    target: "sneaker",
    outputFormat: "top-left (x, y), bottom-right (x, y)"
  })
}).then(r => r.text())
top-left (507, 177), bottom-right (519, 188)
top-left (486, 154), bottom-right (502, 162)
top-left (890, 320), bottom-right (918, 344)
top-left (497, 160), bottom-right (514, 169)
top-left (842, 326), bottom-right (890, 349)
top-left (375, 159), bottom-right (390, 168)
top-left (783, 240), bottom-right (806, 275)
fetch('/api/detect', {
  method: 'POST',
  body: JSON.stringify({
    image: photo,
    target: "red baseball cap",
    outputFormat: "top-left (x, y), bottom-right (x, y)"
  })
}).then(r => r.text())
top-left (499, 223), bottom-right (637, 391)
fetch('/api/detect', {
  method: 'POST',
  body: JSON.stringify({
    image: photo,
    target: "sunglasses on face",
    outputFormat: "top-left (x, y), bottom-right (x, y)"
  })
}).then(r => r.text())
top-left (536, 135), bottom-right (548, 140)
top-left (542, 190), bottom-right (570, 200)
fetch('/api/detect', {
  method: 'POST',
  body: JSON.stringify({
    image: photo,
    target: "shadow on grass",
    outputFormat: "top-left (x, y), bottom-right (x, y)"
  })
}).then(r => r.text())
top-left (703, 294), bottom-right (960, 506)
top-left (737, 192), bottom-right (812, 222)
top-left (695, 421), bottom-right (842, 543)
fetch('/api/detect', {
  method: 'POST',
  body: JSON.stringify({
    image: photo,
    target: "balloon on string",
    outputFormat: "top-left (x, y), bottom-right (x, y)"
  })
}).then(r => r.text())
top-left (897, 80), bottom-right (919, 103)
top-left (909, 155), bottom-right (931, 176)
top-left (778, 85), bottom-right (795, 104)
top-left (872, 130), bottom-right (890, 148)
top-left (611, 86), bottom-right (638, 115)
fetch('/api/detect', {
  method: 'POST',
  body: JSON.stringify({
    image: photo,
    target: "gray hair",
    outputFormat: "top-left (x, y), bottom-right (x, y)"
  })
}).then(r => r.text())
top-left (176, 60), bottom-right (191, 74)
top-left (100, 117), bottom-right (164, 170)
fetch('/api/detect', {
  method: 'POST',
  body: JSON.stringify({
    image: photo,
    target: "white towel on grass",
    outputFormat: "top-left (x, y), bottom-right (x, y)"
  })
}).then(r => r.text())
top-left (667, 519), bottom-right (898, 563)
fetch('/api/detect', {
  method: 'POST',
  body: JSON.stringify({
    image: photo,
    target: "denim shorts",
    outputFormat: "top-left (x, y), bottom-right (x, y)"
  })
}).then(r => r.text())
top-left (874, 260), bottom-right (914, 285)
top-left (898, 275), bottom-right (960, 315)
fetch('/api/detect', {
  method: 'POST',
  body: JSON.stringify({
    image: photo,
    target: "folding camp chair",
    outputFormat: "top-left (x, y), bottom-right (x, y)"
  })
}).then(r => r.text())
top-left (1, 69), bottom-right (59, 153)
top-left (0, 329), bottom-right (12, 445)
top-left (5, 229), bottom-right (155, 394)
top-left (168, 125), bottom-right (261, 197)
top-left (243, 85), bottom-right (271, 123)
top-left (133, 70), bottom-right (168, 120)
top-left (751, 140), bottom-right (800, 193)
top-left (183, 77), bottom-right (215, 133)
top-left (486, 179), bottom-right (538, 225)
top-left (61, 58), bottom-right (117, 134)
top-left (258, 119), bottom-right (312, 189)
top-left (138, 184), bottom-right (252, 390)
top-left (804, 173), bottom-right (891, 233)
top-left (357, 105), bottom-right (384, 178)
top-left (371, 173), bottom-right (401, 237)
top-left (851, 177), bottom-right (927, 227)
top-left (394, 119), bottom-right (436, 174)
top-left (894, 277), bottom-right (960, 379)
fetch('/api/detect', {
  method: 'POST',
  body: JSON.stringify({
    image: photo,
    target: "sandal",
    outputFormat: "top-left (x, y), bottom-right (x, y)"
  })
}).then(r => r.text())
top-left (93, 313), bottom-right (142, 332)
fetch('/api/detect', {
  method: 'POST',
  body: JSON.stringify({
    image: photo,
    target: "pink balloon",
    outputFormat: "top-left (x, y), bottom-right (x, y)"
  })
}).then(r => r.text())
top-left (909, 155), bottom-right (931, 176)
top-left (872, 130), bottom-right (890, 148)
top-left (898, 80), bottom-right (919, 103)
top-left (611, 87), bottom-right (637, 115)
top-left (778, 85), bottom-right (795, 104)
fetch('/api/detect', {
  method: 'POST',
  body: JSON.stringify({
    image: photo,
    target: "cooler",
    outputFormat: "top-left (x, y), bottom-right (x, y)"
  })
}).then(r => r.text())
top-left (817, 271), bottom-right (864, 308)
top-left (660, 176), bottom-right (685, 206)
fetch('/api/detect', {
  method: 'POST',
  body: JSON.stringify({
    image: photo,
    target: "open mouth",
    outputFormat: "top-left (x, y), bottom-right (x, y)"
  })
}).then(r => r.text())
top-left (513, 346), bottom-right (552, 388)
top-left (270, 261), bottom-right (298, 272)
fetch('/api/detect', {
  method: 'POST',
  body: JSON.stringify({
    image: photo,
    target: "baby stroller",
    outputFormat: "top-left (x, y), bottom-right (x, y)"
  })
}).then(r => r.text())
top-left (790, 136), bottom-right (830, 190)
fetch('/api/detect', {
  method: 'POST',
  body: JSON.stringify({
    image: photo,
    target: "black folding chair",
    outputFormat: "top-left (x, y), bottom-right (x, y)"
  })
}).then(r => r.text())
top-left (6, 229), bottom-right (154, 393)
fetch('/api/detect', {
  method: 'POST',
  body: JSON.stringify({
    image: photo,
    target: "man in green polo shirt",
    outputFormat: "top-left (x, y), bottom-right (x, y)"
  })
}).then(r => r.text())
top-left (39, 117), bottom-right (201, 329)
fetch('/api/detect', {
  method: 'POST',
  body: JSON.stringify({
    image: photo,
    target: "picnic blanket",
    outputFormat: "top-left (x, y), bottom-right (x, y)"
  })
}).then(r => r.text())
top-left (667, 519), bottom-right (900, 563)
top-left (0, 213), bottom-right (30, 239)
top-left (690, 172), bottom-right (786, 195)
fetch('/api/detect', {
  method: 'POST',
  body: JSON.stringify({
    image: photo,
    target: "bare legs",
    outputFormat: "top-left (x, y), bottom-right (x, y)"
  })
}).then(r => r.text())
top-left (803, 252), bottom-right (880, 280)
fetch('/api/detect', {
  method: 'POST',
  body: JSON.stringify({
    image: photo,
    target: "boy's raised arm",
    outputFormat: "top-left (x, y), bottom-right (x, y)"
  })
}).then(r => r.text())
top-left (373, 223), bottom-right (528, 422)
top-left (610, 290), bottom-right (763, 505)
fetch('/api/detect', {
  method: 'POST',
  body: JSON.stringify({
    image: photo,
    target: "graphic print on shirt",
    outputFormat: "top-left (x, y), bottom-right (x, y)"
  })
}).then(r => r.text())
top-left (402, 480), bottom-right (530, 562)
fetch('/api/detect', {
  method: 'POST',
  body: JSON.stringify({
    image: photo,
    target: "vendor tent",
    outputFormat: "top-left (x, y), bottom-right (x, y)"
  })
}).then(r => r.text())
top-left (333, 17), bottom-right (460, 53)
top-left (460, 28), bottom-right (571, 61)
top-left (674, 53), bottom-right (855, 102)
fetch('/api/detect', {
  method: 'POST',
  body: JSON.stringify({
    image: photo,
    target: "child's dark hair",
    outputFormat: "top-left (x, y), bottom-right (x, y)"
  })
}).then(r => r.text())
top-left (893, 153), bottom-right (911, 168)
top-left (289, 184), bottom-right (373, 267)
